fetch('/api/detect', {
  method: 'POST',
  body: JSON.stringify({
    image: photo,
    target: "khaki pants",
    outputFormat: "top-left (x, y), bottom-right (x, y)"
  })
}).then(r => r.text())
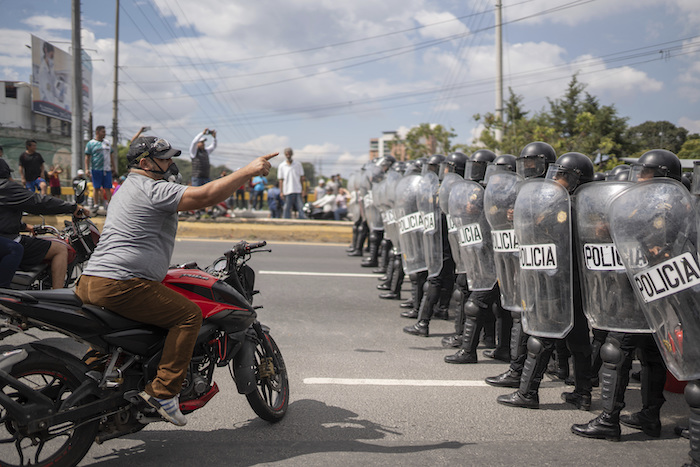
top-left (75, 275), bottom-right (202, 399)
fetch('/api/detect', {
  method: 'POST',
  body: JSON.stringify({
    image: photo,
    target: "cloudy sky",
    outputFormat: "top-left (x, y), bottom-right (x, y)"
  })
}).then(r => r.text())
top-left (1, 0), bottom-right (699, 177)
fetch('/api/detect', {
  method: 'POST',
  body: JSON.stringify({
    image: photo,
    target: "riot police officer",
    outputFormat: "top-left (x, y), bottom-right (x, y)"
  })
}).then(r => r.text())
top-left (443, 149), bottom-right (502, 363)
top-left (497, 151), bottom-right (595, 410)
top-left (485, 142), bottom-right (557, 388)
top-left (404, 154), bottom-right (456, 336)
top-left (361, 155), bottom-right (396, 268)
top-left (571, 149), bottom-right (681, 440)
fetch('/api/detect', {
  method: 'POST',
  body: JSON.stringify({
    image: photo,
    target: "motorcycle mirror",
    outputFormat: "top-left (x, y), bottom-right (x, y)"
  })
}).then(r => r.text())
top-left (75, 179), bottom-right (87, 204)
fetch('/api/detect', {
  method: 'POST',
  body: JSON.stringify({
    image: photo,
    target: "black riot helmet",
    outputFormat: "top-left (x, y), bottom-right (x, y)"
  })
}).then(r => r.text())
top-left (440, 151), bottom-right (468, 178)
top-left (681, 172), bottom-right (692, 191)
top-left (516, 141), bottom-right (557, 179)
top-left (374, 155), bottom-right (396, 172)
top-left (606, 164), bottom-right (630, 181)
top-left (404, 160), bottom-right (421, 176)
top-left (392, 160), bottom-right (406, 174)
top-left (593, 172), bottom-right (606, 181)
top-left (628, 149), bottom-right (682, 182)
top-left (422, 154), bottom-right (445, 177)
top-left (483, 154), bottom-right (517, 184)
top-left (464, 149), bottom-right (496, 182)
top-left (693, 161), bottom-right (700, 195)
top-left (545, 152), bottom-right (594, 193)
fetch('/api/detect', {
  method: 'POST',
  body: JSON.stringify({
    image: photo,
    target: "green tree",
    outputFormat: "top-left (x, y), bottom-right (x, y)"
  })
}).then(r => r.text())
top-left (403, 123), bottom-right (457, 159)
top-left (623, 120), bottom-right (689, 155)
top-left (678, 134), bottom-right (700, 159)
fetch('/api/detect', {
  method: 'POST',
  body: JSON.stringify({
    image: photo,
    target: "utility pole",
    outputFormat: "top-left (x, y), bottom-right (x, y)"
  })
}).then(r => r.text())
top-left (112, 0), bottom-right (120, 149)
top-left (71, 0), bottom-right (83, 177)
top-left (494, 1), bottom-right (504, 147)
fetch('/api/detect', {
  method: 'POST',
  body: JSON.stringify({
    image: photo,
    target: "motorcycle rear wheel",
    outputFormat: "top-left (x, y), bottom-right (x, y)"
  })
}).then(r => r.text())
top-left (0, 350), bottom-right (99, 467)
top-left (245, 334), bottom-right (289, 422)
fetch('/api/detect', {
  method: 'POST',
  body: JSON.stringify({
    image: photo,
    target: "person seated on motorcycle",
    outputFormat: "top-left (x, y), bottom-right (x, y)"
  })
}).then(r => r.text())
top-left (0, 158), bottom-right (86, 289)
top-left (75, 136), bottom-right (276, 427)
top-left (310, 185), bottom-right (337, 219)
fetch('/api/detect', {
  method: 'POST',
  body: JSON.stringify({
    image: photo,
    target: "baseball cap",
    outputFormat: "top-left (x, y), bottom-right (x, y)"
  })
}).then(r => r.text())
top-left (127, 136), bottom-right (181, 164)
top-left (0, 158), bottom-right (13, 179)
top-left (77, 169), bottom-right (85, 176)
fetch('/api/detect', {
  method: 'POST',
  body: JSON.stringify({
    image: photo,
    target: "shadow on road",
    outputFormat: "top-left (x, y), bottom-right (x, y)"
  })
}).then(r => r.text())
top-left (88, 399), bottom-right (466, 466)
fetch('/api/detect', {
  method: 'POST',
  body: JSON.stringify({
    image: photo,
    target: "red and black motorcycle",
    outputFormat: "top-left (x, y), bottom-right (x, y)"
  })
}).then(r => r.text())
top-left (0, 240), bottom-right (288, 467)
top-left (10, 214), bottom-right (101, 290)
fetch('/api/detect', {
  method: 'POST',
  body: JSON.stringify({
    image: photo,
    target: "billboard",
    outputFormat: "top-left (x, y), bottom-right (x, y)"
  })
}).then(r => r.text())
top-left (30, 34), bottom-right (92, 124)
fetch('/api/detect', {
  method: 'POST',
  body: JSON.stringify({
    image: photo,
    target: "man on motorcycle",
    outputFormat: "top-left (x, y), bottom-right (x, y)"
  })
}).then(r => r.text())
top-left (0, 157), bottom-right (86, 289)
top-left (75, 136), bottom-right (276, 426)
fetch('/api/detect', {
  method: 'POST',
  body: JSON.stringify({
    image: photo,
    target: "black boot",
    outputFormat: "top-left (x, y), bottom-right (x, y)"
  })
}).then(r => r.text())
top-left (400, 300), bottom-right (414, 309)
top-left (403, 319), bottom-right (429, 337)
top-left (571, 410), bottom-right (621, 441)
top-left (620, 408), bottom-right (662, 437)
top-left (444, 348), bottom-right (477, 364)
top-left (441, 335), bottom-right (462, 348)
top-left (496, 390), bottom-right (539, 409)
top-left (346, 221), bottom-right (359, 252)
top-left (347, 222), bottom-right (368, 256)
top-left (483, 348), bottom-right (510, 362)
top-left (372, 240), bottom-right (391, 274)
top-left (445, 300), bottom-right (483, 364)
top-left (380, 256), bottom-right (403, 300)
top-left (561, 391), bottom-right (592, 411)
top-left (485, 369), bottom-right (521, 388)
top-left (403, 279), bottom-right (437, 336)
top-left (361, 230), bottom-right (383, 267)
top-left (499, 337), bottom-right (553, 409)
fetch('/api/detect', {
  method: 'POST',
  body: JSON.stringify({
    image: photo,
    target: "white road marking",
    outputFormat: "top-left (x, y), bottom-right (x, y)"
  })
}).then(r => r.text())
top-left (304, 378), bottom-right (491, 387)
top-left (259, 271), bottom-right (376, 278)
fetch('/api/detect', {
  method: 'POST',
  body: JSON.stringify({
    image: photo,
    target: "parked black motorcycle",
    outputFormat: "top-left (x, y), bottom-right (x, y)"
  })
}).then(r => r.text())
top-left (0, 240), bottom-right (288, 467)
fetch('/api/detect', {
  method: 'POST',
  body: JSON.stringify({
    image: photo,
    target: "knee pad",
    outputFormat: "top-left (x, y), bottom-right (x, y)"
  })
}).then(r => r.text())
top-left (600, 341), bottom-right (623, 365)
top-left (526, 336), bottom-right (545, 356)
top-left (464, 300), bottom-right (484, 319)
top-left (685, 381), bottom-right (700, 408)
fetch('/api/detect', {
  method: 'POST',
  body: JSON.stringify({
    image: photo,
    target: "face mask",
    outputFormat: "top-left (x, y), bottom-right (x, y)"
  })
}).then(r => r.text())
top-left (147, 158), bottom-right (181, 183)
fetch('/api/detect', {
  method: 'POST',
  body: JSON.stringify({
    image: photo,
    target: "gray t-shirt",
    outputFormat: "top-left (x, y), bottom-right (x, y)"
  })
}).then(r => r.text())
top-left (82, 173), bottom-right (188, 281)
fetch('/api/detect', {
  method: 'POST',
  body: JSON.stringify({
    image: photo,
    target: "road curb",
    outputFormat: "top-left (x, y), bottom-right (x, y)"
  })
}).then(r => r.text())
top-left (25, 215), bottom-right (353, 243)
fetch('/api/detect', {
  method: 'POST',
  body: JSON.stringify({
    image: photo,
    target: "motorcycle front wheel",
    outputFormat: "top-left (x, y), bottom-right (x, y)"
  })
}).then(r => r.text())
top-left (245, 333), bottom-right (289, 422)
top-left (0, 350), bottom-right (99, 467)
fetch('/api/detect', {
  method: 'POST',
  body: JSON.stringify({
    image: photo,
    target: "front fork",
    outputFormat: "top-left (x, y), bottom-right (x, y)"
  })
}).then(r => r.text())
top-left (231, 321), bottom-right (275, 395)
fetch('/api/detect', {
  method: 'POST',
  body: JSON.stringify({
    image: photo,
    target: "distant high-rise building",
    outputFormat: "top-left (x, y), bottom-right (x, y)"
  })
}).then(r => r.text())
top-left (369, 130), bottom-right (407, 161)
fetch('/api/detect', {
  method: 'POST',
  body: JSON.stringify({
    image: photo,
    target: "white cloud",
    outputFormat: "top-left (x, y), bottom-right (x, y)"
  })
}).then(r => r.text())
top-left (22, 16), bottom-right (71, 31)
top-left (679, 116), bottom-right (700, 133)
top-left (414, 10), bottom-right (470, 39)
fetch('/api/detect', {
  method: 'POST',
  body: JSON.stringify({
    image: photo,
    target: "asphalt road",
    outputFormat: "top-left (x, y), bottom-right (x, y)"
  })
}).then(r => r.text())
top-left (2, 240), bottom-right (693, 466)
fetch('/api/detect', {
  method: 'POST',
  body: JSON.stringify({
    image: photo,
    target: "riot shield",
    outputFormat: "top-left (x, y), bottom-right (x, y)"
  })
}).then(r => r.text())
top-left (377, 171), bottom-right (402, 251)
top-left (346, 172), bottom-right (361, 221)
top-left (574, 182), bottom-right (650, 333)
top-left (484, 171), bottom-right (524, 312)
top-left (417, 171), bottom-right (443, 278)
top-left (514, 178), bottom-right (574, 339)
top-left (608, 179), bottom-right (700, 381)
top-left (449, 180), bottom-right (498, 291)
top-left (395, 174), bottom-right (427, 274)
top-left (439, 173), bottom-right (464, 271)
top-left (362, 165), bottom-right (384, 231)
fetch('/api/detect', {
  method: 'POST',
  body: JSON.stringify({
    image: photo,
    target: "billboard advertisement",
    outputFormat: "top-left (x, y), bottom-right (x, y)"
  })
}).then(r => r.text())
top-left (30, 34), bottom-right (92, 124)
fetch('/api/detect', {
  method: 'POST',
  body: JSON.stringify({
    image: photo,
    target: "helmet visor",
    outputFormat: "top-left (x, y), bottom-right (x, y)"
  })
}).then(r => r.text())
top-left (693, 162), bottom-right (700, 195)
top-left (464, 160), bottom-right (489, 182)
top-left (545, 164), bottom-right (579, 192)
top-left (422, 162), bottom-right (440, 176)
top-left (516, 155), bottom-right (547, 179)
top-left (628, 163), bottom-right (670, 182)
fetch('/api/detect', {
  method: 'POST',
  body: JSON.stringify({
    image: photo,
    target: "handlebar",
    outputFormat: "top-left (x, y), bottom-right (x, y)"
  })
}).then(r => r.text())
top-left (229, 240), bottom-right (269, 258)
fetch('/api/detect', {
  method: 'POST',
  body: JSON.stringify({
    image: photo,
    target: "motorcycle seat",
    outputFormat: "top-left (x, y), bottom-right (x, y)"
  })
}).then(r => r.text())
top-left (11, 264), bottom-right (47, 287)
top-left (22, 289), bottom-right (83, 307)
top-left (83, 305), bottom-right (165, 333)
